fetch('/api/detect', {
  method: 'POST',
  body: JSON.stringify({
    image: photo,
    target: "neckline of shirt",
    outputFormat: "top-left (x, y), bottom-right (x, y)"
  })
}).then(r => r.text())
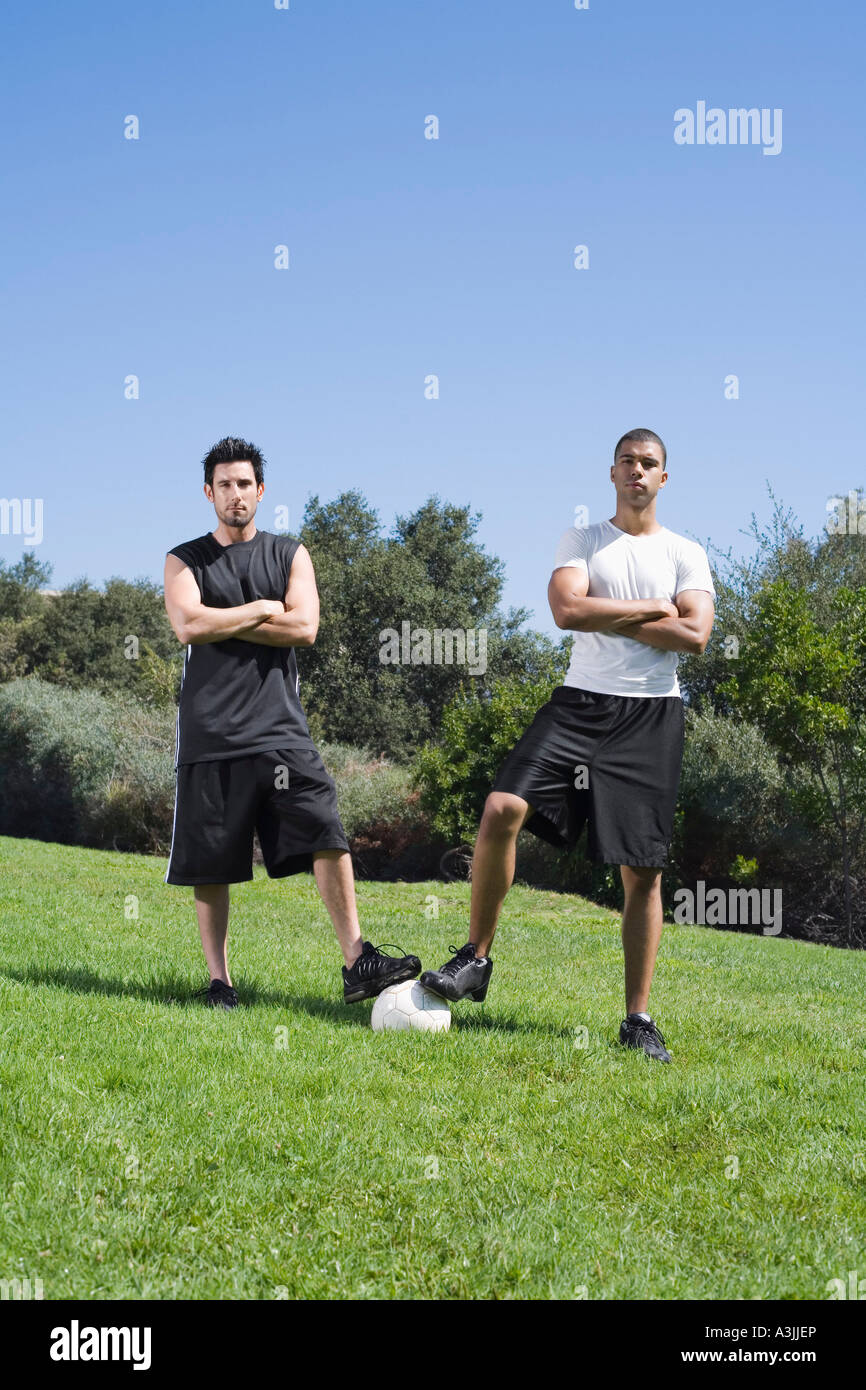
top-left (210, 529), bottom-right (264, 551)
top-left (604, 519), bottom-right (669, 541)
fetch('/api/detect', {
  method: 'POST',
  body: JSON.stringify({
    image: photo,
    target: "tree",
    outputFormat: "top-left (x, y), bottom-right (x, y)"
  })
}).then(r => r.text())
top-left (680, 486), bottom-right (866, 712)
top-left (16, 576), bottom-right (181, 696)
top-left (413, 649), bottom-right (569, 843)
top-left (720, 579), bottom-right (866, 943)
top-left (0, 552), bottom-right (53, 620)
top-left (297, 491), bottom-right (565, 758)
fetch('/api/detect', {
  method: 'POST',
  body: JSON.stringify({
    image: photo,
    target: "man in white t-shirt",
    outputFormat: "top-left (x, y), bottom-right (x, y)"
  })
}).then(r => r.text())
top-left (421, 429), bottom-right (715, 1061)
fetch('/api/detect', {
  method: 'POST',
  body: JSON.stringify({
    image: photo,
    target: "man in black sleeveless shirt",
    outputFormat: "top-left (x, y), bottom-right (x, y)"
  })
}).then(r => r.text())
top-left (163, 436), bottom-right (421, 1008)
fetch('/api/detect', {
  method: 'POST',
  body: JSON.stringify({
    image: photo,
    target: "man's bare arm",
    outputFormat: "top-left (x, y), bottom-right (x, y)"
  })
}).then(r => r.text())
top-left (548, 565), bottom-right (678, 632)
top-left (238, 544), bottom-right (320, 648)
top-left (618, 590), bottom-right (715, 654)
top-left (164, 554), bottom-right (284, 645)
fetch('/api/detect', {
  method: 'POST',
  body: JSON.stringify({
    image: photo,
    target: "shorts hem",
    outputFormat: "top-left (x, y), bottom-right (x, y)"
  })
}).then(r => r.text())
top-left (612, 858), bottom-right (669, 869)
top-left (165, 874), bottom-right (254, 886)
top-left (521, 811), bottom-right (671, 868)
top-left (265, 840), bottom-right (351, 878)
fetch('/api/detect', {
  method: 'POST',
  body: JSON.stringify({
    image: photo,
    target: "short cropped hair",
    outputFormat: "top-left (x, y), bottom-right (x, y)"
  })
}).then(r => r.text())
top-left (613, 428), bottom-right (667, 468)
top-left (202, 436), bottom-right (266, 489)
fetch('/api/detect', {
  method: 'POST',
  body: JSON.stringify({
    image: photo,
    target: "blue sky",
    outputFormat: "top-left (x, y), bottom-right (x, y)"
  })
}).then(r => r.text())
top-left (2, 0), bottom-right (863, 638)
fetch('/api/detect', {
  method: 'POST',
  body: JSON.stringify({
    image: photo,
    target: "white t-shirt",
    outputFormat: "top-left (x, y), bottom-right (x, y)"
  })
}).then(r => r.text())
top-left (553, 519), bottom-right (715, 698)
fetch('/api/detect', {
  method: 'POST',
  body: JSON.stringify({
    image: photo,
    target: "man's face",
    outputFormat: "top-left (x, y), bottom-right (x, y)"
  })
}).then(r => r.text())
top-left (610, 441), bottom-right (667, 507)
top-left (205, 461), bottom-right (263, 527)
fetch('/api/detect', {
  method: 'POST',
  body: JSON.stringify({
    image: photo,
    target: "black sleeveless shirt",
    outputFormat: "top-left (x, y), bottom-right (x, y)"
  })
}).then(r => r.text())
top-left (168, 530), bottom-right (315, 766)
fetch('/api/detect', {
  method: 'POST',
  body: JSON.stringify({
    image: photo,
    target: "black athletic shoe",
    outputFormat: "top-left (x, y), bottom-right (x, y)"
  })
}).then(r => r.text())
top-left (619, 1014), bottom-right (671, 1062)
top-left (420, 942), bottom-right (493, 1003)
top-left (342, 941), bottom-right (422, 1003)
top-left (196, 979), bottom-right (239, 1010)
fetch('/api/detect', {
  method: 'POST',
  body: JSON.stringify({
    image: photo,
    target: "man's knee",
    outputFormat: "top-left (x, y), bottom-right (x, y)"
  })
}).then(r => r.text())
top-left (620, 864), bottom-right (663, 895)
top-left (480, 792), bottom-right (531, 838)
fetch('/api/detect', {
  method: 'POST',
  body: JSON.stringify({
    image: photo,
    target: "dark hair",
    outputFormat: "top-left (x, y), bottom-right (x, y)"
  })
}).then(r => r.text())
top-left (614, 428), bottom-right (667, 468)
top-left (202, 436), bottom-right (266, 489)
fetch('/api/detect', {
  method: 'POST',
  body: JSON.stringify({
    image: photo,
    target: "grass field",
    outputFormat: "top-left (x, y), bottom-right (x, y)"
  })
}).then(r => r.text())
top-left (1, 834), bottom-right (864, 1301)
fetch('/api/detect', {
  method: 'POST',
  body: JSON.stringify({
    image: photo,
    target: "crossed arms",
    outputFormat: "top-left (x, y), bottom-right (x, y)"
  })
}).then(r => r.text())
top-left (164, 545), bottom-right (711, 655)
top-left (548, 565), bottom-right (714, 654)
top-left (163, 544), bottom-right (320, 649)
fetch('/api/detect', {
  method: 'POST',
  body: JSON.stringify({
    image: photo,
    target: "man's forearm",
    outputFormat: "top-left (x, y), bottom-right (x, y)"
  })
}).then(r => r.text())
top-left (619, 616), bottom-right (706, 653)
top-left (238, 613), bottom-right (317, 648)
top-left (554, 596), bottom-right (674, 632)
top-left (183, 601), bottom-right (271, 645)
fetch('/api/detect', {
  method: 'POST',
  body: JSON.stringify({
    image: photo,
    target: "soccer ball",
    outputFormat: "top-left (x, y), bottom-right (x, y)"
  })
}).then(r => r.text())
top-left (370, 980), bottom-right (451, 1033)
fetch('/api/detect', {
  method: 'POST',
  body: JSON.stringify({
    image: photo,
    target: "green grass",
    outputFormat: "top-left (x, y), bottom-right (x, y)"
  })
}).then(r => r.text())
top-left (0, 834), bottom-right (864, 1300)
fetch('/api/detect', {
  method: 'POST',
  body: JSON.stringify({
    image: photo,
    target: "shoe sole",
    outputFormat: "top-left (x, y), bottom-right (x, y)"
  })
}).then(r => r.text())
top-left (419, 972), bottom-right (490, 1003)
top-left (344, 961), bottom-right (420, 1004)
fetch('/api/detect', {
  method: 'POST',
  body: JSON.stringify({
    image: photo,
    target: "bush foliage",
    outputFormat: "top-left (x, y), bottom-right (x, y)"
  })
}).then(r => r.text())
top-left (0, 681), bottom-right (433, 870)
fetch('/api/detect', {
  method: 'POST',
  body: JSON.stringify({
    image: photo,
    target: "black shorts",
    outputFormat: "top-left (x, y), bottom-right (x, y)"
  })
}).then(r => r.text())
top-left (492, 685), bottom-right (685, 868)
top-left (165, 746), bottom-right (350, 886)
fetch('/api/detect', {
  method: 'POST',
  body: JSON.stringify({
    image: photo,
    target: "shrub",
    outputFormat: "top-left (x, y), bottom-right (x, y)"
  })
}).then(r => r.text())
top-left (672, 709), bottom-right (787, 884)
top-left (318, 743), bottom-right (441, 878)
top-left (0, 682), bottom-right (436, 871)
top-left (0, 679), bottom-right (121, 843)
top-left (0, 678), bottom-right (176, 850)
top-left (413, 656), bottom-right (567, 843)
top-left (669, 708), bottom-right (859, 942)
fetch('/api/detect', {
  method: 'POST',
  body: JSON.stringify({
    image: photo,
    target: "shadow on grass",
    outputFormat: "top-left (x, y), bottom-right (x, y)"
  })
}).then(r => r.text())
top-left (1, 962), bottom-right (347, 1016)
top-left (0, 964), bottom-right (574, 1037)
